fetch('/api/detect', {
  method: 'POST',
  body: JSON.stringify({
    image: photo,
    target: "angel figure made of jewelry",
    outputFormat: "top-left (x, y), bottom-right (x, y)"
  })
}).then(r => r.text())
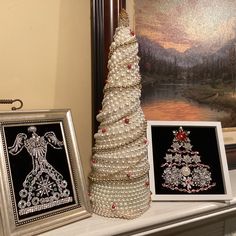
top-left (8, 126), bottom-right (73, 216)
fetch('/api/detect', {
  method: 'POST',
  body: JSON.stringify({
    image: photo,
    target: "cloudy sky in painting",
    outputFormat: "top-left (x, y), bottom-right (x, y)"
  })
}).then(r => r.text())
top-left (135, 0), bottom-right (236, 52)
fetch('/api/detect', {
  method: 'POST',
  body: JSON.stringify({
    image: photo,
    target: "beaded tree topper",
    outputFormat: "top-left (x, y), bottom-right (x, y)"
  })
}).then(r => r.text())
top-left (89, 9), bottom-right (151, 219)
top-left (161, 127), bottom-right (216, 193)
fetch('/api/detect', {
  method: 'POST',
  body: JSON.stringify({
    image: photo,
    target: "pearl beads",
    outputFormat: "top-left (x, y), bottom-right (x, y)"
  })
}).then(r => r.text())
top-left (89, 18), bottom-right (150, 219)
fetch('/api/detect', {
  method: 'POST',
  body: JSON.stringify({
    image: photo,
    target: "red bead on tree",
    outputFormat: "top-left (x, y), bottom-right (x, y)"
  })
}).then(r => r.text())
top-left (144, 138), bottom-right (148, 145)
top-left (111, 203), bottom-right (116, 210)
top-left (124, 117), bottom-right (130, 124)
top-left (127, 64), bottom-right (132, 69)
top-left (127, 172), bottom-right (132, 178)
top-left (176, 131), bottom-right (187, 141)
top-left (101, 128), bottom-right (107, 133)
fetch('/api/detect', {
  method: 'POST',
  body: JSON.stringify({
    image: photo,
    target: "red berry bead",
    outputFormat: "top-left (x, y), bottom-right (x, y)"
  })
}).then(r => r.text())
top-left (111, 203), bottom-right (116, 209)
top-left (127, 64), bottom-right (132, 69)
top-left (124, 118), bottom-right (129, 124)
top-left (101, 128), bottom-right (106, 133)
top-left (127, 172), bottom-right (131, 178)
top-left (130, 30), bottom-right (135, 36)
top-left (144, 138), bottom-right (148, 144)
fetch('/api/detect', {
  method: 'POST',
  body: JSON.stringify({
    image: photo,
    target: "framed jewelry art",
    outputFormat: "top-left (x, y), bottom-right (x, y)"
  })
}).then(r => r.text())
top-left (0, 109), bottom-right (91, 236)
top-left (147, 121), bottom-right (232, 201)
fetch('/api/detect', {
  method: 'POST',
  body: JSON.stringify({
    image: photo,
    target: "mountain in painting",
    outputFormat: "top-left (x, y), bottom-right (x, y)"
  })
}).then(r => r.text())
top-left (137, 35), bottom-right (236, 69)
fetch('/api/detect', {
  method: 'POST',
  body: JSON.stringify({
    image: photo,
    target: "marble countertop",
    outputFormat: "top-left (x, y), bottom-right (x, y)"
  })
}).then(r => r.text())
top-left (39, 170), bottom-right (236, 236)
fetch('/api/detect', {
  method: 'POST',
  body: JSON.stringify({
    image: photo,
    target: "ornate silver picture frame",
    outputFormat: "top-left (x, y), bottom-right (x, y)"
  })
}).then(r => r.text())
top-left (147, 121), bottom-right (232, 201)
top-left (0, 109), bottom-right (91, 236)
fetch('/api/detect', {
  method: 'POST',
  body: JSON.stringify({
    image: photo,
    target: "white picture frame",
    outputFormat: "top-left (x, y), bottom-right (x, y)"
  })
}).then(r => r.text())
top-left (0, 109), bottom-right (91, 236)
top-left (147, 120), bottom-right (232, 201)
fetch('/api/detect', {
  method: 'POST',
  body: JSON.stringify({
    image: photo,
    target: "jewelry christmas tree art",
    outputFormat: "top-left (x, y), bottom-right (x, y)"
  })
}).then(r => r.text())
top-left (89, 9), bottom-right (151, 219)
top-left (161, 127), bottom-right (216, 193)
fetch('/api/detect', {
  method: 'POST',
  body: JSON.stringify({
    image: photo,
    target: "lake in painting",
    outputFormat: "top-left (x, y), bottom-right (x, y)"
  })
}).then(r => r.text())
top-left (134, 0), bottom-right (236, 128)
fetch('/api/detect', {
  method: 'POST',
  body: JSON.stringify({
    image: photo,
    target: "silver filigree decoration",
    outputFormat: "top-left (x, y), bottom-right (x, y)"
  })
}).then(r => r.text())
top-left (161, 127), bottom-right (216, 193)
top-left (8, 126), bottom-right (73, 215)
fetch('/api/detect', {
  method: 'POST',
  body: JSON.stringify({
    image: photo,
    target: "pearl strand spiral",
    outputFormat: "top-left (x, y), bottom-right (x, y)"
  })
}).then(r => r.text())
top-left (89, 9), bottom-right (151, 219)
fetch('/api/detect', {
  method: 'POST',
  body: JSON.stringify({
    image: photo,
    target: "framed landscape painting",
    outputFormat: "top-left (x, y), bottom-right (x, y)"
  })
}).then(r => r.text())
top-left (134, 0), bottom-right (236, 126)
top-left (132, 0), bottom-right (236, 168)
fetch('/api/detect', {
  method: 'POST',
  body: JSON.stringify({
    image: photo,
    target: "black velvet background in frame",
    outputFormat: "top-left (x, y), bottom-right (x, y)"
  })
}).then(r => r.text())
top-left (151, 125), bottom-right (225, 195)
top-left (3, 122), bottom-right (78, 222)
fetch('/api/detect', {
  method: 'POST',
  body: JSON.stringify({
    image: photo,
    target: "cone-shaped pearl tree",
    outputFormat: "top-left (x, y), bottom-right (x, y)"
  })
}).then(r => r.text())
top-left (89, 9), bottom-right (151, 219)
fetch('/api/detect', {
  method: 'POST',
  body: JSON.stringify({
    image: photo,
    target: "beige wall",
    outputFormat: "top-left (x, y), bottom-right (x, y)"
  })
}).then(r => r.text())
top-left (54, 0), bottom-right (92, 177)
top-left (0, 0), bottom-right (91, 177)
top-left (127, 0), bottom-right (134, 31)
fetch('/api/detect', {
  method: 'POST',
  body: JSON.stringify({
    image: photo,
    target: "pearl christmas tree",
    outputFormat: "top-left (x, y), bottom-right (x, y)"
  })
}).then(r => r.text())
top-left (161, 127), bottom-right (216, 193)
top-left (89, 9), bottom-right (151, 219)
